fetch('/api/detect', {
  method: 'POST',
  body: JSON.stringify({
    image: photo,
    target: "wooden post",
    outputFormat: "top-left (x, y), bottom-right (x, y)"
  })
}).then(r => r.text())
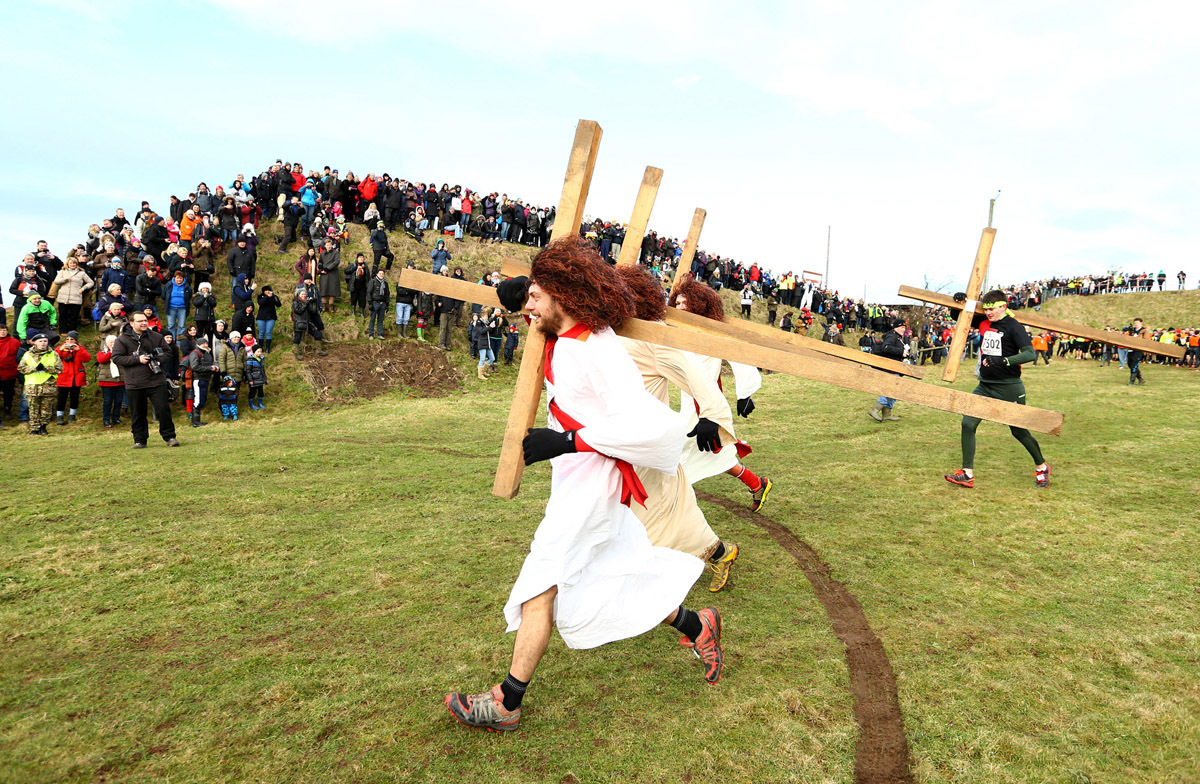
top-left (500, 259), bottom-right (924, 378)
top-left (398, 269), bottom-right (1063, 434)
top-left (615, 166), bottom-right (662, 267)
top-left (898, 285), bottom-right (1187, 359)
top-left (942, 228), bottom-right (996, 383)
top-left (671, 208), bottom-right (707, 294)
top-left (492, 120), bottom-right (603, 499)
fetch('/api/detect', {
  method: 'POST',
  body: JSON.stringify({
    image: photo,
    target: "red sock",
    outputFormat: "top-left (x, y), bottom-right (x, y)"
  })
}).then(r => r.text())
top-left (732, 465), bottom-right (761, 491)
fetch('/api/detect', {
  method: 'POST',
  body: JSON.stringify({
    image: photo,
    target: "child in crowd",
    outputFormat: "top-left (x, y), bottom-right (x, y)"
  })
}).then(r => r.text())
top-left (245, 345), bottom-right (267, 410)
top-left (218, 375), bottom-right (239, 421)
top-left (503, 322), bottom-right (519, 365)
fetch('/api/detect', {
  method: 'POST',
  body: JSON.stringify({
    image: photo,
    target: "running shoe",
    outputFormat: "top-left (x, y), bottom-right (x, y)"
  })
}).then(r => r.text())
top-left (695, 608), bottom-right (724, 685)
top-left (1035, 463), bottom-right (1051, 489)
top-left (944, 469), bottom-right (974, 488)
top-left (750, 477), bottom-right (772, 512)
top-left (445, 685), bottom-right (521, 733)
top-left (707, 543), bottom-right (740, 593)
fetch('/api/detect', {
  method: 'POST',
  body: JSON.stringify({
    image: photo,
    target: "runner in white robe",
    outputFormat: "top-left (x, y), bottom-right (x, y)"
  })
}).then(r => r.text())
top-left (503, 325), bottom-right (704, 649)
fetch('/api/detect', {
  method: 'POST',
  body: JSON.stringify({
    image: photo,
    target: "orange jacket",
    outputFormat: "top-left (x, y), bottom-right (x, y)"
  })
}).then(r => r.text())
top-left (180, 213), bottom-right (202, 241)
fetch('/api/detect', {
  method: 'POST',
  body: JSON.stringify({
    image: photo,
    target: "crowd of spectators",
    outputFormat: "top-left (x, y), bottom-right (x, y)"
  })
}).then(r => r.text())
top-left (4, 157), bottom-right (1197, 439)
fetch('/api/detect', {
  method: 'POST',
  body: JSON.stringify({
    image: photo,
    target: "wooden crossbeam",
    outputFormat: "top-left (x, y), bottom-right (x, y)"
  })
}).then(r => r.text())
top-left (942, 228), bottom-right (995, 383)
top-left (615, 166), bottom-right (662, 267)
top-left (499, 259), bottom-right (924, 378)
top-left (399, 270), bottom-right (1063, 435)
top-left (492, 120), bottom-right (603, 499)
top-left (616, 319), bottom-right (1063, 435)
top-left (898, 285), bottom-right (1187, 359)
top-left (671, 208), bottom-right (707, 293)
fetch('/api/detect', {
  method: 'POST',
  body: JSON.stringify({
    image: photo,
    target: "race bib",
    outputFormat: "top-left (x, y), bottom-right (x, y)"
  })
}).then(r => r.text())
top-left (981, 331), bottom-right (1003, 356)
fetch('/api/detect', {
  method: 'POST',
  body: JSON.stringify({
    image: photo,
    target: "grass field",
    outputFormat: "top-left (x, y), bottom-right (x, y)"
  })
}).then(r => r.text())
top-left (3, 301), bottom-right (1199, 783)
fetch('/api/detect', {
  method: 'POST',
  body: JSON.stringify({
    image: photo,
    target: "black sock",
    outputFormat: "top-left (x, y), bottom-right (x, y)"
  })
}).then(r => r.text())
top-left (709, 542), bottom-right (726, 562)
top-left (500, 673), bottom-right (528, 711)
top-left (669, 606), bottom-right (702, 642)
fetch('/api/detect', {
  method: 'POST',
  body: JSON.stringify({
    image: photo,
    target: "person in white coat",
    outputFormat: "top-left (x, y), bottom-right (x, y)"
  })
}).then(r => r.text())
top-left (446, 238), bottom-right (727, 734)
top-left (671, 278), bottom-right (773, 512)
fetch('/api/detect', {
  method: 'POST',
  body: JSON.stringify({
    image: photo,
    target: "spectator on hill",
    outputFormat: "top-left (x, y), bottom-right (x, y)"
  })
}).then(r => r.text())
top-left (51, 256), bottom-right (94, 335)
top-left (19, 332), bottom-right (63, 435)
top-left (430, 239), bottom-right (451, 274)
top-left (370, 221), bottom-right (394, 272)
top-left (163, 270), bottom-right (191, 338)
top-left (395, 262), bottom-right (416, 338)
top-left (317, 239), bottom-right (342, 313)
top-left (17, 292), bottom-right (58, 343)
top-left (216, 330), bottom-right (247, 408)
top-left (291, 289), bottom-right (326, 359)
top-left (367, 267), bottom-right (390, 340)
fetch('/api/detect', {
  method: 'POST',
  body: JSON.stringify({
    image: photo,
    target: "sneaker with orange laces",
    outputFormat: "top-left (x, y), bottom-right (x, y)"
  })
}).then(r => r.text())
top-left (1034, 463), bottom-right (1051, 488)
top-left (694, 608), bottom-right (724, 685)
top-left (944, 469), bottom-right (974, 488)
top-left (445, 685), bottom-right (521, 732)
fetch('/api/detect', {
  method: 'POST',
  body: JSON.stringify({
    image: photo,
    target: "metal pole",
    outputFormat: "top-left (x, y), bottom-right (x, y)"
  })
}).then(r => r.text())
top-left (824, 225), bottom-right (831, 290)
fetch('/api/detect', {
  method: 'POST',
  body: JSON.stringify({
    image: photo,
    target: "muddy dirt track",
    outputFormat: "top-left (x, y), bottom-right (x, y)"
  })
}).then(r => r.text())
top-left (698, 491), bottom-right (914, 784)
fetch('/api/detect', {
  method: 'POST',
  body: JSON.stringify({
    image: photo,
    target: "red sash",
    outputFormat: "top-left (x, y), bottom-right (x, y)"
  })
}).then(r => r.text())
top-left (544, 324), bottom-right (649, 508)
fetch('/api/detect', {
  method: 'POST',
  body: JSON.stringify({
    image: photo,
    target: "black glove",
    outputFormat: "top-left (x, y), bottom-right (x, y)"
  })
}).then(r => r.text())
top-left (736, 397), bottom-right (755, 418)
top-left (523, 428), bottom-right (577, 465)
top-left (953, 292), bottom-right (967, 303)
top-left (687, 417), bottom-right (722, 452)
top-left (496, 276), bottom-right (529, 312)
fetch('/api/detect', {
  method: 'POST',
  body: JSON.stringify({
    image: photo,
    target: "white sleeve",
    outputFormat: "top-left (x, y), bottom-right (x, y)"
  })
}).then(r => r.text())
top-left (730, 361), bottom-right (762, 399)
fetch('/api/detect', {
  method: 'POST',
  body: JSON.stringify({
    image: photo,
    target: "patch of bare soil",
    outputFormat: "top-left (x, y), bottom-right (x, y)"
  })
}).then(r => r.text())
top-left (697, 490), bottom-right (914, 784)
top-left (299, 341), bottom-right (461, 402)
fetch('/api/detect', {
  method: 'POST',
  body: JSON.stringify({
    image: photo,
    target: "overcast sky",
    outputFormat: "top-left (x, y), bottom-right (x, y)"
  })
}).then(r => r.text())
top-left (3, 1), bottom-right (1196, 301)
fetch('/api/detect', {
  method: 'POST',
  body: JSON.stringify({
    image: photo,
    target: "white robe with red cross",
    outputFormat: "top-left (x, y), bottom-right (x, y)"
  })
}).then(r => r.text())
top-left (503, 325), bottom-right (703, 650)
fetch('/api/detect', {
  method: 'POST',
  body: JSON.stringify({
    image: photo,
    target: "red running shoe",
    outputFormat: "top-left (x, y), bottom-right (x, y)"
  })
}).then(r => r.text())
top-left (944, 470), bottom-right (975, 488)
top-left (445, 685), bottom-right (521, 733)
top-left (1035, 463), bottom-right (1051, 489)
top-left (694, 608), bottom-right (724, 685)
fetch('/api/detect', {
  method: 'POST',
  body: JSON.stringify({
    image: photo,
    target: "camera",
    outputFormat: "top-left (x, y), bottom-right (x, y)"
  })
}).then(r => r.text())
top-left (146, 346), bottom-right (166, 375)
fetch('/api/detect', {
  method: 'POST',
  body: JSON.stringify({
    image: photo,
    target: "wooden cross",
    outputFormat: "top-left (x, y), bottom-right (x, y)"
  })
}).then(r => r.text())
top-left (939, 228), bottom-right (996, 383)
top-left (615, 166), bottom-right (663, 267)
top-left (492, 120), bottom-right (603, 498)
top-left (500, 257), bottom-right (925, 378)
top-left (670, 208), bottom-right (707, 294)
top-left (897, 286), bottom-right (1186, 359)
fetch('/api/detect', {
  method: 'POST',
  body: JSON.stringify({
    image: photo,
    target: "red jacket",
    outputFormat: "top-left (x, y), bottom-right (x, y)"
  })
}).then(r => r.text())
top-left (359, 177), bottom-right (378, 202)
top-left (292, 171), bottom-right (307, 193)
top-left (55, 344), bottom-right (91, 387)
top-left (0, 335), bottom-right (20, 380)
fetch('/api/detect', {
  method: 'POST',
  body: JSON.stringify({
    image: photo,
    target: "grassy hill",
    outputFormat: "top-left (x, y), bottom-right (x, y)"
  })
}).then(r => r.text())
top-left (1037, 288), bottom-right (1200, 330)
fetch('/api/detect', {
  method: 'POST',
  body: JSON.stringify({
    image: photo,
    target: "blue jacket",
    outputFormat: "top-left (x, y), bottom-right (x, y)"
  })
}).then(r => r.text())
top-left (164, 279), bottom-right (192, 312)
top-left (100, 267), bottom-right (131, 294)
top-left (430, 246), bottom-right (451, 273)
top-left (232, 274), bottom-right (254, 307)
top-left (300, 186), bottom-right (318, 207)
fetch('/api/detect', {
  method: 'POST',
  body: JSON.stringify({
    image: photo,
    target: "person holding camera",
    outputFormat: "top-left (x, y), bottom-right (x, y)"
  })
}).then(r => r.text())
top-left (111, 311), bottom-right (179, 448)
top-left (54, 331), bottom-right (91, 426)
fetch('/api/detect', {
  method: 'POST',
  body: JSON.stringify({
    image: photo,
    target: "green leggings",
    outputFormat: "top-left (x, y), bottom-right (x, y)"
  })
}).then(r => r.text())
top-left (961, 381), bottom-right (1045, 470)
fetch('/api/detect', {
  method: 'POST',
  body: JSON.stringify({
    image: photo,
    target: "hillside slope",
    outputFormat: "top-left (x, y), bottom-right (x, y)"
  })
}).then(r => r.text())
top-left (1037, 289), bottom-right (1199, 330)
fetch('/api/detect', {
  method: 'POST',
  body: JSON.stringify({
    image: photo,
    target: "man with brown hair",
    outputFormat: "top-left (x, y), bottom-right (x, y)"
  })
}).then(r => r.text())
top-left (614, 265), bottom-right (741, 592)
top-left (670, 277), bottom-right (772, 512)
top-left (446, 238), bottom-right (726, 734)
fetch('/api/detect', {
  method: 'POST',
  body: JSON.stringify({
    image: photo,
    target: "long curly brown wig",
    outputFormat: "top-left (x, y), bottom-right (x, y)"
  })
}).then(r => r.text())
top-left (669, 277), bottom-right (725, 321)
top-left (530, 236), bottom-right (634, 331)
top-left (614, 265), bottom-right (667, 322)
